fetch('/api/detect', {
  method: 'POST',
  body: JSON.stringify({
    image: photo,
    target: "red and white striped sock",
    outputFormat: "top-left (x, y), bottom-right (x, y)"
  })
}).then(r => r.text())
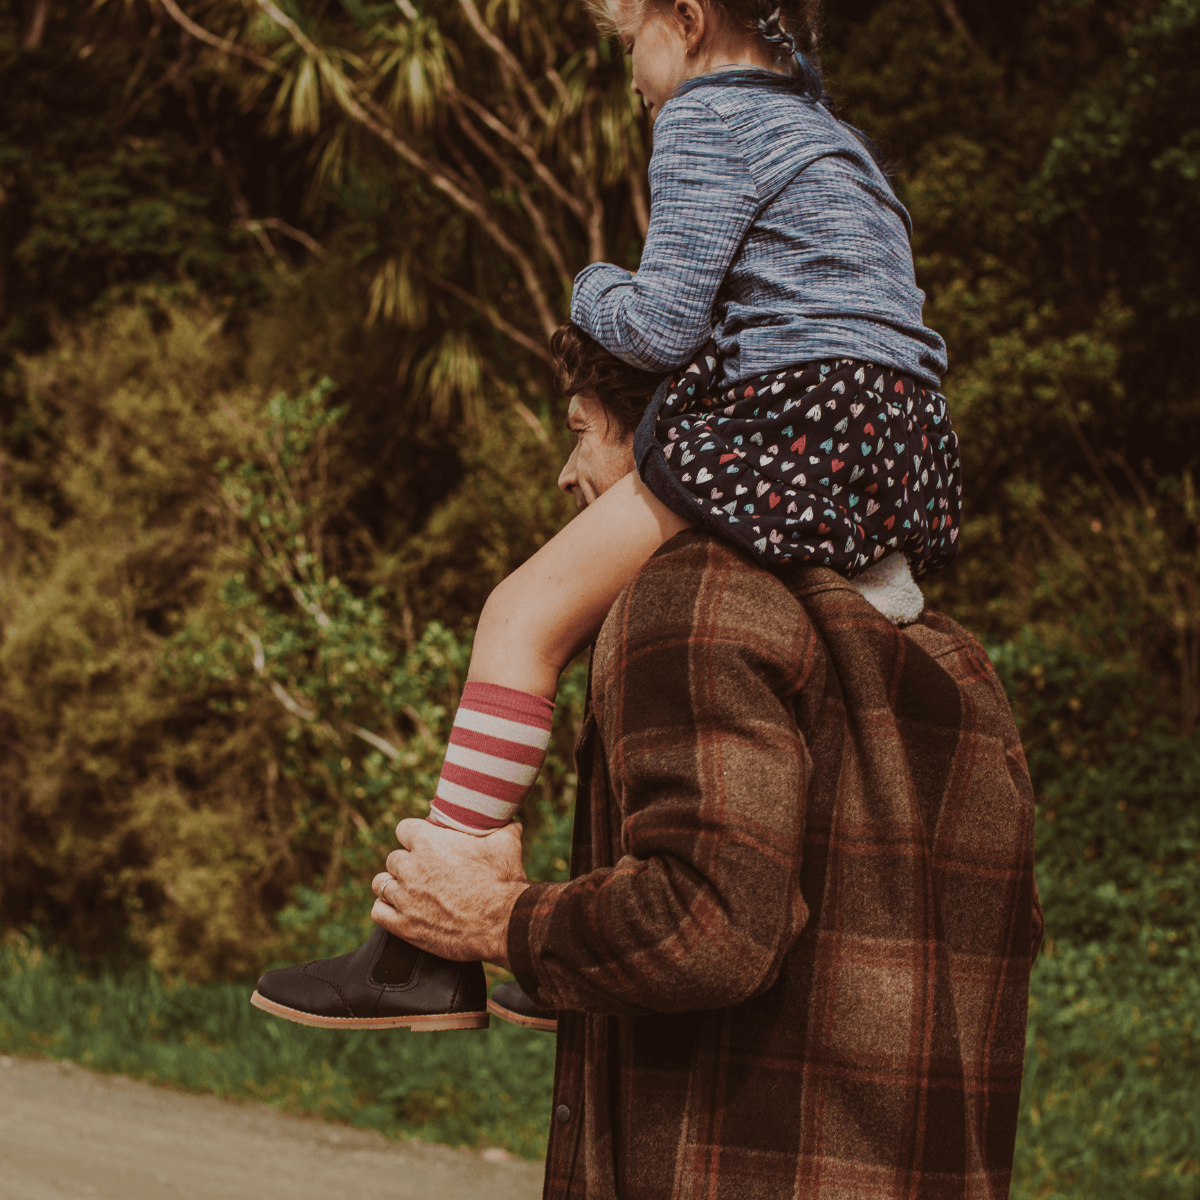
top-left (427, 682), bottom-right (555, 835)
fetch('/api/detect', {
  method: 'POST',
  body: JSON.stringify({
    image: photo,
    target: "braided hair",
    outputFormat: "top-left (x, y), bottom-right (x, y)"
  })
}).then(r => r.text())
top-left (590, 0), bottom-right (887, 169)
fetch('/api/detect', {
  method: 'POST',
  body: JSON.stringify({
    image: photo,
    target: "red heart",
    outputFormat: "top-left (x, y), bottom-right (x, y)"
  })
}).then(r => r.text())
top-left (863, 423), bottom-right (875, 436)
top-left (818, 523), bottom-right (831, 533)
top-left (883, 515), bottom-right (895, 529)
top-left (865, 483), bottom-right (878, 494)
top-left (791, 435), bottom-right (806, 454)
top-left (894, 381), bottom-right (905, 393)
top-left (922, 434), bottom-right (928, 450)
top-left (901, 473), bottom-right (908, 486)
top-left (769, 493), bottom-right (781, 509)
top-left (831, 459), bottom-right (845, 472)
top-left (744, 386), bottom-right (756, 398)
top-left (931, 516), bottom-right (939, 530)
top-left (719, 453), bottom-right (738, 464)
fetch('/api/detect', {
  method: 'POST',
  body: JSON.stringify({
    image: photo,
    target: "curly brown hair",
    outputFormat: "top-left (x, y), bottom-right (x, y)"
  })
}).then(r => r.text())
top-left (549, 323), bottom-right (663, 440)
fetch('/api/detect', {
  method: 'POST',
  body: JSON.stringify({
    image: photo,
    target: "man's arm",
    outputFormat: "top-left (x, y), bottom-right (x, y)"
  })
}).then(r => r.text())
top-left (508, 538), bottom-right (818, 1015)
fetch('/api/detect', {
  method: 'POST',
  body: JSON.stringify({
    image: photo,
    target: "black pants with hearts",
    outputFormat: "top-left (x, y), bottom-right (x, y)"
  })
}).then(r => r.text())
top-left (632, 345), bottom-right (961, 580)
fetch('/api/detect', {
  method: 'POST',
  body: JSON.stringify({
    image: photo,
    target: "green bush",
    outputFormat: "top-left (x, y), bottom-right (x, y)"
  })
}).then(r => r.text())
top-left (0, 294), bottom-right (577, 980)
top-left (992, 641), bottom-right (1200, 1197)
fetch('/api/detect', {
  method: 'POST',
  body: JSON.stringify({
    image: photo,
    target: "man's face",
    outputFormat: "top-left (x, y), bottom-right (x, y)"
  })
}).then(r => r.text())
top-left (558, 391), bottom-right (635, 509)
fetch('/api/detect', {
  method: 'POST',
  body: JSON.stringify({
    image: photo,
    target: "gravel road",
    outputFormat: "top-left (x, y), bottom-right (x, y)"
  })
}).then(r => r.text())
top-left (0, 1055), bottom-right (544, 1200)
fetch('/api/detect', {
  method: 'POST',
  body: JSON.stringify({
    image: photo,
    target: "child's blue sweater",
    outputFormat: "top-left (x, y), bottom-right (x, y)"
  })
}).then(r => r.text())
top-left (570, 71), bottom-right (948, 390)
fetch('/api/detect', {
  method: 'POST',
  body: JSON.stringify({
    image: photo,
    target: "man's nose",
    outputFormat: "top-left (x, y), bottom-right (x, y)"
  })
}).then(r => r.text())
top-left (558, 448), bottom-right (579, 494)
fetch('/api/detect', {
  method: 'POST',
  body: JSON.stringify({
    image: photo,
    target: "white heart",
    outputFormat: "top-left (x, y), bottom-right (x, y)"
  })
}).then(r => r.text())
top-left (806, 405), bottom-right (822, 421)
top-left (781, 462), bottom-right (795, 472)
top-left (736, 484), bottom-right (748, 495)
top-left (757, 480), bottom-right (771, 497)
top-left (680, 451), bottom-right (695, 465)
top-left (759, 455), bottom-right (774, 467)
top-left (696, 467), bottom-right (712, 483)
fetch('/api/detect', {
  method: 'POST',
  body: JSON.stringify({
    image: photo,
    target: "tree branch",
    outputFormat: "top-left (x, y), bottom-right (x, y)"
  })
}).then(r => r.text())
top-left (448, 83), bottom-right (589, 224)
top-left (251, 0), bottom-right (560, 338)
top-left (454, 0), bottom-right (550, 127)
top-left (446, 96), bottom-right (572, 286)
top-left (934, 0), bottom-right (980, 52)
top-left (419, 267), bottom-right (553, 364)
top-left (157, 0), bottom-right (279, 72)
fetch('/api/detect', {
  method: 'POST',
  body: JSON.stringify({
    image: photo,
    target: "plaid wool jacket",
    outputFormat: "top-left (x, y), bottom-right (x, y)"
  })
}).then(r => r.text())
top-left (508, 531), bottom-right (1043, 1200)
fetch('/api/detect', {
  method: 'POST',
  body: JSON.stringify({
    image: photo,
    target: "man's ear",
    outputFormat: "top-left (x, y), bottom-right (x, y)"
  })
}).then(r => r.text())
top-left (672, 0), bottom-right (708, 55)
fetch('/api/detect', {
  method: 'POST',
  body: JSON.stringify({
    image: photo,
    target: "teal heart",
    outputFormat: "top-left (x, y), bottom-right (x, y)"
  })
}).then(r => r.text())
top-left (781, 426), bottom-right (793, 438)
top-left (849, 493), bottom-right (859, 506)
top-left (820, 438), bottom-right (834, 453)
top-left (861, 442), bottom-right (872, 456)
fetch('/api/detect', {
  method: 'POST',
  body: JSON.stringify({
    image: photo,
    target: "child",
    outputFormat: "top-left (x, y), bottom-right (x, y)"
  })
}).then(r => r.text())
top-left (251, 0), bottom-right (958, 1031)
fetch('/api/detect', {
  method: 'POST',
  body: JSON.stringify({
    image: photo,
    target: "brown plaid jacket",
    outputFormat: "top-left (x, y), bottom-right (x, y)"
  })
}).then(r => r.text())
top-left (508, 531), bottom-right (1043, 1200)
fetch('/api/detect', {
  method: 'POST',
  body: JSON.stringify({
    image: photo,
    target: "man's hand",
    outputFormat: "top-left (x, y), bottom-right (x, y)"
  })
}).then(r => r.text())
top-left (370, 819), bottom-right (530, 968)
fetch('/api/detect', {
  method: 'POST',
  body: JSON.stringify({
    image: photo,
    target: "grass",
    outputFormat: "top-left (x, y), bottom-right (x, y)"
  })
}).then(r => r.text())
top-left (0, 934), bottom-right (556, 1160)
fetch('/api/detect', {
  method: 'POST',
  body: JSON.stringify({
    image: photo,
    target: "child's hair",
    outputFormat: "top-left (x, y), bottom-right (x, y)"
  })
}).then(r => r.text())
top-left (587, 0), bottom-right (823, 73)
top-left (589, 0), bottom-right (889, 174)
top-left (550, 323), bottom-right (662, 439)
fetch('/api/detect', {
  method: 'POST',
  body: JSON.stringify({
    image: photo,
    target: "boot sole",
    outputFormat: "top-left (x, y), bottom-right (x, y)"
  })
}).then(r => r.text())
top-left (251, 990), bottom-right (489, 1031)
top-left (487, 997), bottom-right (558, 1032)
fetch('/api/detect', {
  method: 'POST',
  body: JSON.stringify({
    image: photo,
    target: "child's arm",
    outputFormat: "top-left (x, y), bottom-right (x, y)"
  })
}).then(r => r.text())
top-left (571, 96), bottom-right (758, 373)
top-left (467, 471), bottom-right (690, 699)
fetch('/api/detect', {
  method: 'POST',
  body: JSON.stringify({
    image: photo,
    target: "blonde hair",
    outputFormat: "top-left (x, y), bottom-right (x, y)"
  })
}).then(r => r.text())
top-left (584, 0), bottom-right (822, 66)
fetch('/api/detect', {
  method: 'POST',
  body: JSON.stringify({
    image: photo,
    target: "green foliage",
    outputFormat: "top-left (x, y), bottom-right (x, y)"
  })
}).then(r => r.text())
top-left (990, 639), bottom-right (1200, 1196)
top-left (0, 292), bottom-right (577, 980)
top-left (0, 932), bottom-right (555, 1158)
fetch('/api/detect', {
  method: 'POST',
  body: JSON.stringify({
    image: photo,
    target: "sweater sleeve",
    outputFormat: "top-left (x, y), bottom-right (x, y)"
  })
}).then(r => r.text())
top-left (569, 95), bottom-right (760, 373)
top-left (507, 538), bottom-right (815, 1015)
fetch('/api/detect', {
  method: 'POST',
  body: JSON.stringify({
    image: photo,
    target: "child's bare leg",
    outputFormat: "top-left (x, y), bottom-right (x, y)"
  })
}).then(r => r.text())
top-left (428, 472), bottom-right (688, 833)
top-left (470, 471), bottom-right (689, 696)
top-left (250, 473), bottom-right (688, 1027)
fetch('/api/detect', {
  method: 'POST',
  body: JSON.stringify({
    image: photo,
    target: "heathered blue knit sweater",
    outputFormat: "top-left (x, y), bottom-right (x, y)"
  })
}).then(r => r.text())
top-left (570, 71), bottom-right (948, 390)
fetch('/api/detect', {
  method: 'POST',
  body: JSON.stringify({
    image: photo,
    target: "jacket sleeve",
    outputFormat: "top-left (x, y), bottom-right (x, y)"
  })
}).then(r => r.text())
top-left (507, 540), bottom-right (815, 1015)
top-left (569, 96), bottom-right (760, 373)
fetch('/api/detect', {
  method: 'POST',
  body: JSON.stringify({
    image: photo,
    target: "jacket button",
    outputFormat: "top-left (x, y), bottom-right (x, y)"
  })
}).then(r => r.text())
top-left (555, 1104), bottom-right (571, 1124)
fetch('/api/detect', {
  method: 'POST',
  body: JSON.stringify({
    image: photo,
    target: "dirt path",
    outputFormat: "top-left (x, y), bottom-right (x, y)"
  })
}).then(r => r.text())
top-left (0, 1055), bottom-right (544, 1200)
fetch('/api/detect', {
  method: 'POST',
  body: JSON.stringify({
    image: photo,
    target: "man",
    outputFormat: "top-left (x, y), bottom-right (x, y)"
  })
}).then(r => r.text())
top-left (372, 326), bottom-right (1044, 1199)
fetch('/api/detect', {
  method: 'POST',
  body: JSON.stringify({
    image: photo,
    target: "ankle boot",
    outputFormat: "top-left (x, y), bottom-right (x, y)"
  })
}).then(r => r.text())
top-left (487, 979), bottom-right (558, 1032)
top-left (251, 927), bottom-right (488, 1030)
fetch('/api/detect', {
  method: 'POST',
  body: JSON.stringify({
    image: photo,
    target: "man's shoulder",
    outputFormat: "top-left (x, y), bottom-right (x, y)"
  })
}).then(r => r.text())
top-left (595, 530), bottom-right (818, 697)
top-left (613, 527), bottom-right (808, 637)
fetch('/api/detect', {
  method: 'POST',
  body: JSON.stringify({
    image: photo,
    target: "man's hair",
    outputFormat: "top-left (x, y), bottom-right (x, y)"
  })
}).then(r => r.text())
top-left (549, 323), bottom-right (662, 440)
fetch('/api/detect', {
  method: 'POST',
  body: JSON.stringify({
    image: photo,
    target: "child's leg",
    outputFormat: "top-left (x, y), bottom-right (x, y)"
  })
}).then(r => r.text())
top-left (429, 470), bottom-right (688, 834)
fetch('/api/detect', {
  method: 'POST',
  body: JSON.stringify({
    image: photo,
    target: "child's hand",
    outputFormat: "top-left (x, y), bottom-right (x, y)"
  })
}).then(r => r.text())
top-left (370, 819), bottom-right (529, 966)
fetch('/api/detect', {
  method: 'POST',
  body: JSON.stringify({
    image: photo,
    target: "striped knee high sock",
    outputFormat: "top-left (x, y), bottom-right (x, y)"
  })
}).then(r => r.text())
top-left (428, 682), bottom-right (555, 834)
